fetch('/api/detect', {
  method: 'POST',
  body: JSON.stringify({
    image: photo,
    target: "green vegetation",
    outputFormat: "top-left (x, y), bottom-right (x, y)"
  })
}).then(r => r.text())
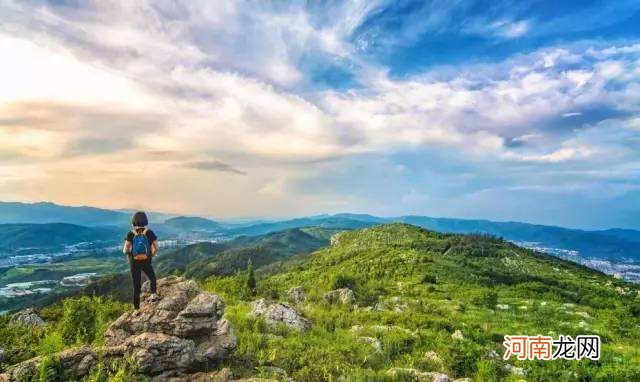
top-left (247, 259), bottom-right (256, 297)
top-left (203, 224), bottom-right (640, 381)
top-left (156, 228), bottom-right (328, 280)
top-left (0, 296), bottom-right (127, 370)
top-left (1, 224), bottom-right (639, 381)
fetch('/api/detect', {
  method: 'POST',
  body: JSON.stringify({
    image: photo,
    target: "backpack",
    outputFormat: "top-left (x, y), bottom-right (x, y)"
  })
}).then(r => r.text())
top-left (131, 228), bottom-right (150, 261)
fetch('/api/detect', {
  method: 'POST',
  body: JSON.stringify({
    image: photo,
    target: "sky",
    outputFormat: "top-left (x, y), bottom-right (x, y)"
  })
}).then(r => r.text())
top-left (0, 0), bottom-right (640, 229)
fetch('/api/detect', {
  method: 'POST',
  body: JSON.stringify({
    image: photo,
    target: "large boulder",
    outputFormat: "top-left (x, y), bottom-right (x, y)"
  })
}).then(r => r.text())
top-left (104, 276), bottom-right (236, 369)
top-left (9, 308), bottom-right (45, 327)
top-left (324, 288), bottom-right (355, 305)
top-left (251, 299), bottom-right (310, 331)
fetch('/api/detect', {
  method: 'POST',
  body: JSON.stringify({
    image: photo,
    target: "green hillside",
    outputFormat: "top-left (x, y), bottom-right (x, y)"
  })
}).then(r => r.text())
top-left (205, 224), bottom-right (640, 380)
top-left (159, 228), bottom-right (329, 280)
top-left (1, 224), bottom-right (639, 381)
top-left (160, 216), bottom-right (222, 232)
top-left (0, 223), bottom-right (120, 252)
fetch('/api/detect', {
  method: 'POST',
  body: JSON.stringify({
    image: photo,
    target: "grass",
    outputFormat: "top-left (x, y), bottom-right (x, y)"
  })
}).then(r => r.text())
top-left (202, 224), bottom-right (640, 381)
top-left (1, 224), bottom-right (639, 381)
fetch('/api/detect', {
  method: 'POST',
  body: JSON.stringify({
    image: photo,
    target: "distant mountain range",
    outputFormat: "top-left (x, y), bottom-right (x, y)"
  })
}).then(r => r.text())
top-left (0, 201), bottom-right (175, 227)
top-left (1, 201), bottom-right (639, 262)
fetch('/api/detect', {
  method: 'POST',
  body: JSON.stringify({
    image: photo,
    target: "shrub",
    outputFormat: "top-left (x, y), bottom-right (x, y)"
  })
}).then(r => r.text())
top-left (38, 355), bottom-right (62, 382)
top-left (331, 274), bottom-right (357, 290)
top-left (475, 359), bottom-right (503, 382)
top-left (421, 274), bottom-right (437, 284)
top-left (472, 290), bottom-right (498, 308)
top-left (247, 259), bottom-right (257, 297)
top-left (59, 297), bottom-right (98, 345)
top-left (629, 302), bottom-right (640, 318)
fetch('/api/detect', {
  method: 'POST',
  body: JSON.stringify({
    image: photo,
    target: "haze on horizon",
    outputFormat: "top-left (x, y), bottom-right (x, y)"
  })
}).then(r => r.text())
top-left (1, 1), bottom-right (640, 229)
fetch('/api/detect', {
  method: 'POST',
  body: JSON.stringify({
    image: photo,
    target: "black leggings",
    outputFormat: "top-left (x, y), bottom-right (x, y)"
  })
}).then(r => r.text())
top-left (129, 258), bottom-right (157, 309)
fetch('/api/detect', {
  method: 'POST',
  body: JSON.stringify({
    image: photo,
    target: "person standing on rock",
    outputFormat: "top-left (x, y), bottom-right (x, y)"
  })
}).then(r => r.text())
top-left (123, 211), bottom-right (160, 311)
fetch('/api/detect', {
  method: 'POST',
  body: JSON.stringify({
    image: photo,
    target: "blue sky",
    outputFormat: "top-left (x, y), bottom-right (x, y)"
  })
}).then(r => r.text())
top-left (0, 0), bottom-right (639, 229)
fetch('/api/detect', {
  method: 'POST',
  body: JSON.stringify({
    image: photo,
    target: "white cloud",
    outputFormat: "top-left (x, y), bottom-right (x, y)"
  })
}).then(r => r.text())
top-left (0, 1), bottom-right (639, 217)
top-left (491, 20), bottom-right (530, 39)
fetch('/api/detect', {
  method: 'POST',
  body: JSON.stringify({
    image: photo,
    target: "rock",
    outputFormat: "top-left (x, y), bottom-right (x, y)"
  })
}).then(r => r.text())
top-left (2, 357), bottom-right (40, 382)
top-left (57, 346), bottom-right (98, 377)
top-left (323, 288), bottom-right (355, 305)
top-left (259, 366), bottom-right (293, 381)
top-left (9, 309), bottom-right (45, 327)
top-left (387, 368), bottom-right (452, 382)
top-left (288, 286), bottom-right (306, 304)
top-left (454, 379), bottom-right (473, 382)
top-left (2, 347), bottom-right (97, 381)
top-left (124, 333), bottom-right (196, 375)
top-left (425, 372), bottom-right (452, 382)
top-left (451, 330), bottom-right (464, 341)
top-left (151, 368), bottom-right (233, 382)
top-left (330, 233), bottom-right (342, 246)
top-left (104, 276), bottom-right (235, 369)
top-left (251, 299), bottom-right (310, 331)
top-left (486, 349), bottom-right (500, 359)
top-left (358, 336), bottom-right (382, 353)
top-left (504, 364), bottom-right (525, 376)
top-left (0, 347), bottom-right (5, 363)
top-left (423, 351), bottom-right (442, 364)
top-left (496, 304), bottom-right (510, 310)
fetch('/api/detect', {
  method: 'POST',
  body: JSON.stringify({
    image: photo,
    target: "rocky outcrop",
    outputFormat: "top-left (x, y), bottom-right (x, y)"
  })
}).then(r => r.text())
top-left (0, 277), bottom-right (236, 382)
top-left (9, 308), bottom-right (45, 327)
top-left (251, 299), bottom-right (310, 331)
top-left (104, 277), bottom-right (236, 371)
top-left (288, 286), bottom-right (306, 304)
top-left (0, 347), bottom-right (97, 382)
top-left (323, 288), bottom-right (355, 305)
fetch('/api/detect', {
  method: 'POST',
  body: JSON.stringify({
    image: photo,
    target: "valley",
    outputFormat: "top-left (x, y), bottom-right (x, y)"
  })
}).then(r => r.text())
top-left (1, 202), bottom-right (639, 314)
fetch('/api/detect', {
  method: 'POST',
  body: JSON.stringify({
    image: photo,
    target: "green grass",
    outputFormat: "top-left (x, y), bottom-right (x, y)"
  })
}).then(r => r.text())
top-left (1, 224), bottom-right (639, 381)
top-left (203, 224), bottom-right (640, 381)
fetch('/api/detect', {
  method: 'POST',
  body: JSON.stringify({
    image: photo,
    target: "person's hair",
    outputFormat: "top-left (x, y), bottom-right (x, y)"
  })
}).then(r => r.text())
top-left (131, 211), bottom-right (149, 227)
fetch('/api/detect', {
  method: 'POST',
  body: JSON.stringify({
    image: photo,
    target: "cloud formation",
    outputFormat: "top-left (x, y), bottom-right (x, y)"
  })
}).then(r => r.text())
top-left (0, 0), bottom-right (639, 227)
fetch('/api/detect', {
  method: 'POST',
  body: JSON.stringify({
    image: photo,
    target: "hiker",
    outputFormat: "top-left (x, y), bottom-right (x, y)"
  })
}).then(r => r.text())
top-left (123, 211), bottom-right (159, 311)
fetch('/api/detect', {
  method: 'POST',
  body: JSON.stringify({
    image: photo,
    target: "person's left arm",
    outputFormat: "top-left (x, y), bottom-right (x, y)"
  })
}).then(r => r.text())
top-left (148, 230), bottom-right (159, 257)
top-left (123, 232), bottom-right (132, 256)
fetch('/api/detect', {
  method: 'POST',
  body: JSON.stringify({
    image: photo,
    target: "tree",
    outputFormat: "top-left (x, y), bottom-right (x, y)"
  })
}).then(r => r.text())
top-left (246, 259), bottom-right (256, 297)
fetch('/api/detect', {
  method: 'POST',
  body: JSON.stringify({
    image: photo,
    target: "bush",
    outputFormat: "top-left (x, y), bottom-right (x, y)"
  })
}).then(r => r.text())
top-left (38, 355), bottom-right (62, 382)
top-left (475, 359), bottom-right (503, 382)
top-left (421, 274), bottom-right (437, 284)
top-left (59, 297), bottom-right (98, 345)
top-left (629, 302), bottom-right (640, 318)
top-left (472, 290), bottom-right (498, 308)
top-left (331, 274), bottom-right (357, 290)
